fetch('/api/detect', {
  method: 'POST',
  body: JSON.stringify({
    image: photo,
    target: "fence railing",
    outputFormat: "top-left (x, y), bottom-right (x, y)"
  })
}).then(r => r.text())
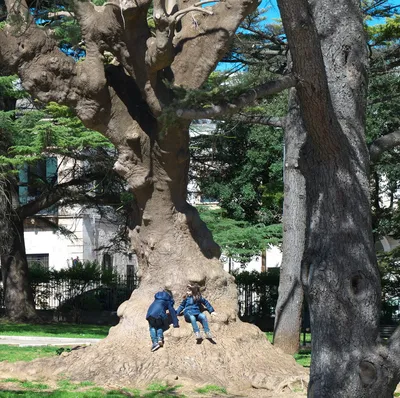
top-left (0, 271), bottom-right (279, 325)
top-left (0, 275), bottom-right (139, 313)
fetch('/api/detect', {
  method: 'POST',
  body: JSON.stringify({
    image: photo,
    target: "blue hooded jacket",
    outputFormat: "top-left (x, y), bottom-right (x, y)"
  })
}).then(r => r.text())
top-left (146, 291), bottom-right (179, 327)
top-left (176, 296), bottom-right (214, 317)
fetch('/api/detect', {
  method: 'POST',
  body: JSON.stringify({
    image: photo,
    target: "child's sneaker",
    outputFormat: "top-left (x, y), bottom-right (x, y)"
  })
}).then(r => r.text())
top-left (205, 331), bottom-right (213, 339)
top-left (151, 342), bottom-right (160, 352)
top-left (195, 331), bottom-right (202, 340)
top-left (158, 339), bottom-right (164, 347)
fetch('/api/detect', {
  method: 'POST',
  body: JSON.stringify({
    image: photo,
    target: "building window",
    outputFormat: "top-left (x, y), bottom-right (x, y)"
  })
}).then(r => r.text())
top-left (102, 253), bottom-right (113, 272)
top-left (19, 157), bottom-right (58, 205)
top-left (27, 254), bottom-right (49, 269)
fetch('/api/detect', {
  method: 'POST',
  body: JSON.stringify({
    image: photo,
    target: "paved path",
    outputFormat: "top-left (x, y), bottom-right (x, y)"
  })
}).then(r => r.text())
top-left (0, 335), bottom-right (101, 347)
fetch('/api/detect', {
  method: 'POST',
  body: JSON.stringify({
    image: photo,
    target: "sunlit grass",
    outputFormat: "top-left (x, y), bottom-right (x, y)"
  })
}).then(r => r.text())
top-left (294, 349), bottom-right (311, 368)
top-left (0, 345), bottom-right (61, 362)
top-left (195, 384), bottom-right (227, 394)
top-left (0, 379), bottom-right (186, 397)
top-left (0, 322), bottom-right (109, 339)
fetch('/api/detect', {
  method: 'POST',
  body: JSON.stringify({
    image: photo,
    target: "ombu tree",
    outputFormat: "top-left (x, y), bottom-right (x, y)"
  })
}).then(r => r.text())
top-left (0, 0), bottom-right (304, 392)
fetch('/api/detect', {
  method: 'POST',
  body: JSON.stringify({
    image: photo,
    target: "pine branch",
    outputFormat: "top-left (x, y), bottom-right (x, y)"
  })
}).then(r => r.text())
top-left (176, 75), bottom-right (295, 119)
top-left (231, 113), bottom-right (284, 127)
top-left (369, 130), bottom-right (400, 163)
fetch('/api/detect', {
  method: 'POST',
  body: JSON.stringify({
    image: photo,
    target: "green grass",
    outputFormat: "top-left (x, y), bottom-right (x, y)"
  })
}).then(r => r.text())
top-left (0, 345), bottom-right (64, 362)
top-left (265, 332), bottom-right (312, 368)
top-left (294, 349), bottom-right (311, 368)
top-left (20, 381), bottom-right (49, 390)
top-left (265, 332), bottom-right (311, 345)
top-left (0, 322), bottom-right (110, 339)
top-left (195, 384), bottom-right (227, 394)
top-left (0, 379), bottom-right (186, 397)
top-left (0, 391), bottom-right (135, 397)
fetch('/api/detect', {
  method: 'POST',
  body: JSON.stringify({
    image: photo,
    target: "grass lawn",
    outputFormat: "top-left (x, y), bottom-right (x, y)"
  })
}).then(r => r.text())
top-left (294, 350), bottom-right (311, 368)
top-left (0, 322), bottom-right (110, 339)
top-left (0, 345), bottom-right (66, 363)
top-left (0, 379), bottom-right (236, 397)
top-left (0, 380), bottom-right (190, 397)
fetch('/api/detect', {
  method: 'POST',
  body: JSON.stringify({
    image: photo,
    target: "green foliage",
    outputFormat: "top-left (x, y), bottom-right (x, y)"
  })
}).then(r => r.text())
top-left (198, 206), bottom-right (281, 263)
top-left (0, 76), bottom-right (26, 99)
top-left (234, 268), bottom-right (280, 287)
top-left (366, 69), bottom-right (400, 240)
top-left (377, 246), bottom-right (400, 322)
top-left (0, 101), bottom-right (112, 174)
top-left (367, 15), bottom-right (400, 44)
top-left (192, 121), bottom-right (284, 224)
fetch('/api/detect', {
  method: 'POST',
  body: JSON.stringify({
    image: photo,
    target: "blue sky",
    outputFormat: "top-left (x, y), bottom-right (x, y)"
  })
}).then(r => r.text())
top-left (261, 1), bottom-right (400, 25)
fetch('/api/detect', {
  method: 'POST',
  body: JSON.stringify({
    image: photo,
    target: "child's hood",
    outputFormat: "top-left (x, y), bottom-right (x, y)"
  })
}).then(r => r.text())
top-left (154, 291), bottom-right (174, 303)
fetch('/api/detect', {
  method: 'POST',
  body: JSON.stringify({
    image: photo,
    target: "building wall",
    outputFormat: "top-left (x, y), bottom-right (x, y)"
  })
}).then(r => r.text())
top-left (25, 213), bottom-right (137, 274)
top-left (221, 245), bottom-right (282, 274)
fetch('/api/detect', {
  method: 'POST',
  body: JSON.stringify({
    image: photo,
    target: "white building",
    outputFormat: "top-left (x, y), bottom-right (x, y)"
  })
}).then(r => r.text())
top-left (21, 154), bottom-right (137, 276)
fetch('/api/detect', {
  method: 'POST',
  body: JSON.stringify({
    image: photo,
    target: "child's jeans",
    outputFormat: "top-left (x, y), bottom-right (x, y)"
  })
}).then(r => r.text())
top-left (147, 317), bottom-right (164, 343)
top-left (184, 313), bottom-right (210, 333)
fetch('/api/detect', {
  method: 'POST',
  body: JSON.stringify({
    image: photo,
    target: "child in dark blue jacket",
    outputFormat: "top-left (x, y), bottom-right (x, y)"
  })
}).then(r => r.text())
top-left (176, 284), bottom-right (216, 340)
top-left (146, 289), bottom-right (179, 352)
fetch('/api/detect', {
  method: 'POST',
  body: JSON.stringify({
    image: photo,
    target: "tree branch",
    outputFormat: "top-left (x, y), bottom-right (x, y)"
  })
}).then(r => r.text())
top-left (369, 130), bottom-right (400, 163)
top-left (18, 175), bottom-right (100, 219)
top-left (171, 0), bottom-right (260, 89)
top-left (176, 75), bottom-right (295, 119)
top-left (231, 113), bottom-right (284, 128)
top-left (145, 0), bottom-right (214, 73)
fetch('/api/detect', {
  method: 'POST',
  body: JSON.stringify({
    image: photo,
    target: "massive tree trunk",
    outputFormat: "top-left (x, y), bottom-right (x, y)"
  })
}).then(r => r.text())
top-left (278, 0), bottom-right (400, 396)
top-left (1, 215), bottom-right (37, 322)
top-left (0, 0), bottom-right (307, 392)
top-left (273, 88), bottom-right (306, 355)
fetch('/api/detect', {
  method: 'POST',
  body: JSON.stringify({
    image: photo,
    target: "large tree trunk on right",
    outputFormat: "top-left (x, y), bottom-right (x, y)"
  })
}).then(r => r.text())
top-left (278, 0), bottom-right (400, 396)
top-left (1, 215), bottom-right (37, 322)
top-left (273, 88), bottom-right (306, 355)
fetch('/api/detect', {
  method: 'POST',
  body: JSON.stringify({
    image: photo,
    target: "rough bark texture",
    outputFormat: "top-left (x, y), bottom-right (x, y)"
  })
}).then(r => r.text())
top-left (1, 215), bottom-right (38, 322)
top-left (278, 0), bottom-right (400, 396)
top-left (273, 88), bottom-right (306, 355)
top-left (0, 94), bottom-right (38, 322)
top-left (0, 0), bottom-right (307, 392)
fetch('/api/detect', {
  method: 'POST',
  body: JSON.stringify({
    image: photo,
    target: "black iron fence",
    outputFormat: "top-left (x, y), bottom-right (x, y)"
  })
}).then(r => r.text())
top-left (0, 270), bottom-right (280, 327)
top-left (0, 274), bottom-right (139, 313)
top-left (236, 269), bottom-right (280, 331)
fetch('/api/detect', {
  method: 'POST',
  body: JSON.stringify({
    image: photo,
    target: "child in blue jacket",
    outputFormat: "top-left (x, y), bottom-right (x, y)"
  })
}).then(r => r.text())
top-left (176, 283), bottom-right (216, 340)
top-left (146, 289), bottom-right (179, 352)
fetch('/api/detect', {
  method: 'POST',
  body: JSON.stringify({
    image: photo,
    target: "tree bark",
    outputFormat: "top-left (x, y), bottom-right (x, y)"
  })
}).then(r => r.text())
top-left (0, 93), bottom-right (38, 321)
top-left (278, 0), bottom-right (400, 396)
top-left (1, 215), bottom-right (37, 322)
top-left (273, 88), bottom-right (306, 355)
